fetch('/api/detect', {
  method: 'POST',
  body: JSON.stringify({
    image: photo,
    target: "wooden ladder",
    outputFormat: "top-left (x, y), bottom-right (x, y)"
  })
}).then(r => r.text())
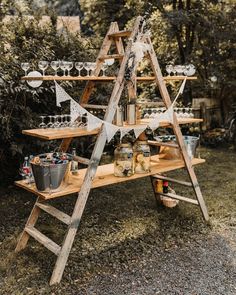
top-left (15, 16), bottom-right (209, 286)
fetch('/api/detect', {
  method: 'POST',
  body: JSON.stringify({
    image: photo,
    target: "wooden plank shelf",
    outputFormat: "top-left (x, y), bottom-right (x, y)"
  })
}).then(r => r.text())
top-left (15, 156), bottom-right (205, 200)
top-left (21, 75), bottom-right (197, 82)
top-left (22, 118), bottom-right (203, 140)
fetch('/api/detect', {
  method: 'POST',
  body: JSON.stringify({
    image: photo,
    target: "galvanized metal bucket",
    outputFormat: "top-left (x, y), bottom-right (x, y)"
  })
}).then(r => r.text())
top-left (31, 154), bottom-right (71, 192)
top-left (155, 135), bottom-right (199, 159)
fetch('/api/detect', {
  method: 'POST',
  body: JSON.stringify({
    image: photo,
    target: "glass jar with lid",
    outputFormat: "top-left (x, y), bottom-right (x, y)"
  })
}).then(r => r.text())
top-left (114, 143), bottom-right (134, 177)
top-left (133, 140), bottom-right (151, 174)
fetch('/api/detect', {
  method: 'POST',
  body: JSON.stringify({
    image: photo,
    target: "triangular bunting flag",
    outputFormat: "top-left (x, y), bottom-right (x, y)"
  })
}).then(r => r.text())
top-left (120, 126), bottom-right (133, 140)
top-left (70, 99), bottom-right (86, 122)
top-left (148, 117), bottom-right (161, 131)
top-left (104, 122), bottom-right (120, 143)
top-left (134, 126), bottom-right (146, 138)
top-left (55, 81), bottom-right (72, 107)
top-left (87, 113), bottom-right (102, 131)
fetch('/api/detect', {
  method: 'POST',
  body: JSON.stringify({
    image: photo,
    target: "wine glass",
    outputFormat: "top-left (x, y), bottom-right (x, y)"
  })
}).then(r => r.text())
top-left (89, 62), bottom-right (97, 76)
top-left (38, 61), bottom-right (48, 76)
top-left (51, 61), bottom-right (60, 76)
top-left (83, 62), bottom-right (90, 76)
top-left (175, 65), bottom-right (183, 76)
top-left (39, 116), bottom-right (46, 128)
top-left (53, 115), bottom-right (60, 129)
top-left (166, 64), bottom-right (173, 76)
top-left (65, 62), bottom-right (73, 76)
top-left (59, 61), bottom-right (67, 76)
top-left (172, 66), bottom-right (177, 76)
top-left (75, 62), bottom-right (84, 76)
top-left (21, 62), bottom-right (30, 76)
top-left (185, 64), bottom-right (196, 76)
top-left (101, 63), bottom-right (108, 76)
top-left (47, 115), bottom-right (54, 128)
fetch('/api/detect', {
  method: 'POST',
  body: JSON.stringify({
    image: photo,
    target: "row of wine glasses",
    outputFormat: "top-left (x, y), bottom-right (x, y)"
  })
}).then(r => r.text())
top-left (142, 107), bottom-right (194, 119)
top-left (21, 59), bottom-right (115, 77)
top-left (38, 115), bottom-right (87, 129)
top-left (166, 64), bottom-right (196, 76)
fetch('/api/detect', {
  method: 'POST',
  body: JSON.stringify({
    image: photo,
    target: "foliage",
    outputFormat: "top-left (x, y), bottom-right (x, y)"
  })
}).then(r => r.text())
top-left (0, 0), bottom-right (96, 183)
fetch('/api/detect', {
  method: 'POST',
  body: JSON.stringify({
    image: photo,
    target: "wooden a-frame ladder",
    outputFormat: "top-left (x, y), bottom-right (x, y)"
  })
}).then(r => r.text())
top-left (15, 16), bottom-right (209, 285)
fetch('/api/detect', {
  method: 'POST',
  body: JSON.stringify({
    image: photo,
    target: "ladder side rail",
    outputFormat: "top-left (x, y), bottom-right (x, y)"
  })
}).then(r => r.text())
top-left (145, 36), bottom-right (209, 221)
top-left (50, 16), bottom-right (144, 285)
top-left (80, 22), bottom-right (118, 104)
top-left (15, 196), bottom-right (42, 252)
top-left (59, 22), bottom-right (117, 152)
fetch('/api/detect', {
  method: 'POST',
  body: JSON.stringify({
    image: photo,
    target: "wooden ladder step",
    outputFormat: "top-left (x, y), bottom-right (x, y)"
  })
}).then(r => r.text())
top-left (36, 203), bottom-right (71, 225)
top-left (82, 104), bottom-right (108, 110)
top-left (160, 192), bottom-right (198, 205)
top-left (152, 174), bottom-right (192, 187)
top-left (108, 30), bottom-right (132, 38)
top-left (148, 140), bottom-right (179, 149)
top-left (25, 225), bottom-right (61, 255)
top-left (73, 155), bottom-right (90, 165)
top-left (99, 54), bottom-right (124, 60)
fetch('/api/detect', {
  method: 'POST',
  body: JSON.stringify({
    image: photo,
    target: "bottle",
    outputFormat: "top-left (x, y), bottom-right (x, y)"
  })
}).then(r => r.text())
top-left (71, 148), bottom-right (79, 175)
top-left (156, 179), bottom-right (163, 193)
top-left (163, 180), bottom-right (169, 193)
top-left (22, 156), bottom-right (31, 182)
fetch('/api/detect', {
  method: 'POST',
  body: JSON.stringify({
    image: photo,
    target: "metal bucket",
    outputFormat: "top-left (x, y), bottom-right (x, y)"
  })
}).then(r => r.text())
top-left (154, 135), bottom-right (199, 159)
top-left (31, 154), bottom-right (71, 192)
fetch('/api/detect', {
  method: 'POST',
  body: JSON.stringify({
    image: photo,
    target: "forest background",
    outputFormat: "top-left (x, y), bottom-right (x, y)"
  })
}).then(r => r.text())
top-left (0, 0), bottom-right (235, 183)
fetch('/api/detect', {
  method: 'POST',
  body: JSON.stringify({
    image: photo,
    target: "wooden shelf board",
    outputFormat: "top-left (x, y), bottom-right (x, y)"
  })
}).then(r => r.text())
top-left (22, 118), bottom-right (203, 140)
top-left (15, 156), bottom-right (205, 200)
top-left (21, 75), bottom-right (197, 82)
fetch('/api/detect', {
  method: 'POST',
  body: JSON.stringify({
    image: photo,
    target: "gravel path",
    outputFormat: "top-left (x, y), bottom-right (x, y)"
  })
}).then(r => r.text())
top-left (0, 148), bottom-right (235, 294)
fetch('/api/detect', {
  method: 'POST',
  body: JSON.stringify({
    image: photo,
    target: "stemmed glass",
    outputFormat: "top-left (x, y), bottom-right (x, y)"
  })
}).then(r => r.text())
top-left (51, 61), bottom-right (60, 76)
top-left (39, 116), bottom-right (46, 128)
top-left (64, 114), bottom-right (71, 127)
top-left (166, 64), bottom-right (173, 76)
top-left (38, 61), bottom-right (49, 76)
top-left (65, 62), bottom-right (73, 76)
top-left (89, 62), bottom-right (96, 76)
top-left (75, 62), bottom-right (84, 76)
top-left (101, 63), bottom-right (108, 76)
top-left (175, 65), bottom-right (183, 76)
top-left (21, 62), bottom-right (30, 76)
top-left (47, 116), bottom-right (54, 128)
top-left (83, 62), bottom-right (90, 76)
top-left (59, 61), bottom-right (67, 76)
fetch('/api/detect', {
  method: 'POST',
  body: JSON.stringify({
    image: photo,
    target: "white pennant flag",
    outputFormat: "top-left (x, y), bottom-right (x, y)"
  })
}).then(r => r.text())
top-left (165, 105), bottom-right (174, 124)
top-left (70, 99), bottom-right (86, 122)
top-left (104, 122), bottom-right (120, 142)
top-left (87, 113), bottom-right (102, 131)
top-left (134, 126), bottom-right (146, 138)
top-left (120, 126), bottom-right (133, 140)
top-left (148, 116), bottom-right (161, 131)
top-left (55, 81), bottom-right (72, 107)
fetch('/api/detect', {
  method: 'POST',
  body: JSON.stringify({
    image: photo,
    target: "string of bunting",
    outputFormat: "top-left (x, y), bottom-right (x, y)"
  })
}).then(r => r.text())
top-left (54, 78), bottom-right (187, 143)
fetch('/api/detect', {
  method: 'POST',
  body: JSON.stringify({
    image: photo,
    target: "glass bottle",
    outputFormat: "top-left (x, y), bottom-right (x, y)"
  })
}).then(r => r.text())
top-left (114, 143), bottom-right (134, 177)
top-left (71, 148), bottom-right (79, 175)
top-left (133, 140), bottom-right (151, 174)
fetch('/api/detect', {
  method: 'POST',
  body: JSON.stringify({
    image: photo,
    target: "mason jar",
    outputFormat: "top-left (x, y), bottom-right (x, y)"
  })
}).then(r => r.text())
top-left (114, 143), bottom-right (134, 177)
top-left (133, 140), bottom-right (151, 174)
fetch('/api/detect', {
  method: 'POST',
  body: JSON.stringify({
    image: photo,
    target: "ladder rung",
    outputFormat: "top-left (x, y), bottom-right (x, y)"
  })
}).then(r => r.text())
top-left (99, 54), bottom-right (124, 60)
top-left (152, 175), bottom-right (192, 187)
top-left (148, 140), bottom-right (179, 149)
top-left (36, 202), bottom-right (71, 225)
top-left (160, 192), bottom-right (198, 205)
top-left (108, 30), bottom-right (132, 38)
top-left (82, 104), bottom-right (108, 110)
top-left (73, 155), bottom-right (90, 165)
top-left (25, 226), bottom-right (61, 255)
